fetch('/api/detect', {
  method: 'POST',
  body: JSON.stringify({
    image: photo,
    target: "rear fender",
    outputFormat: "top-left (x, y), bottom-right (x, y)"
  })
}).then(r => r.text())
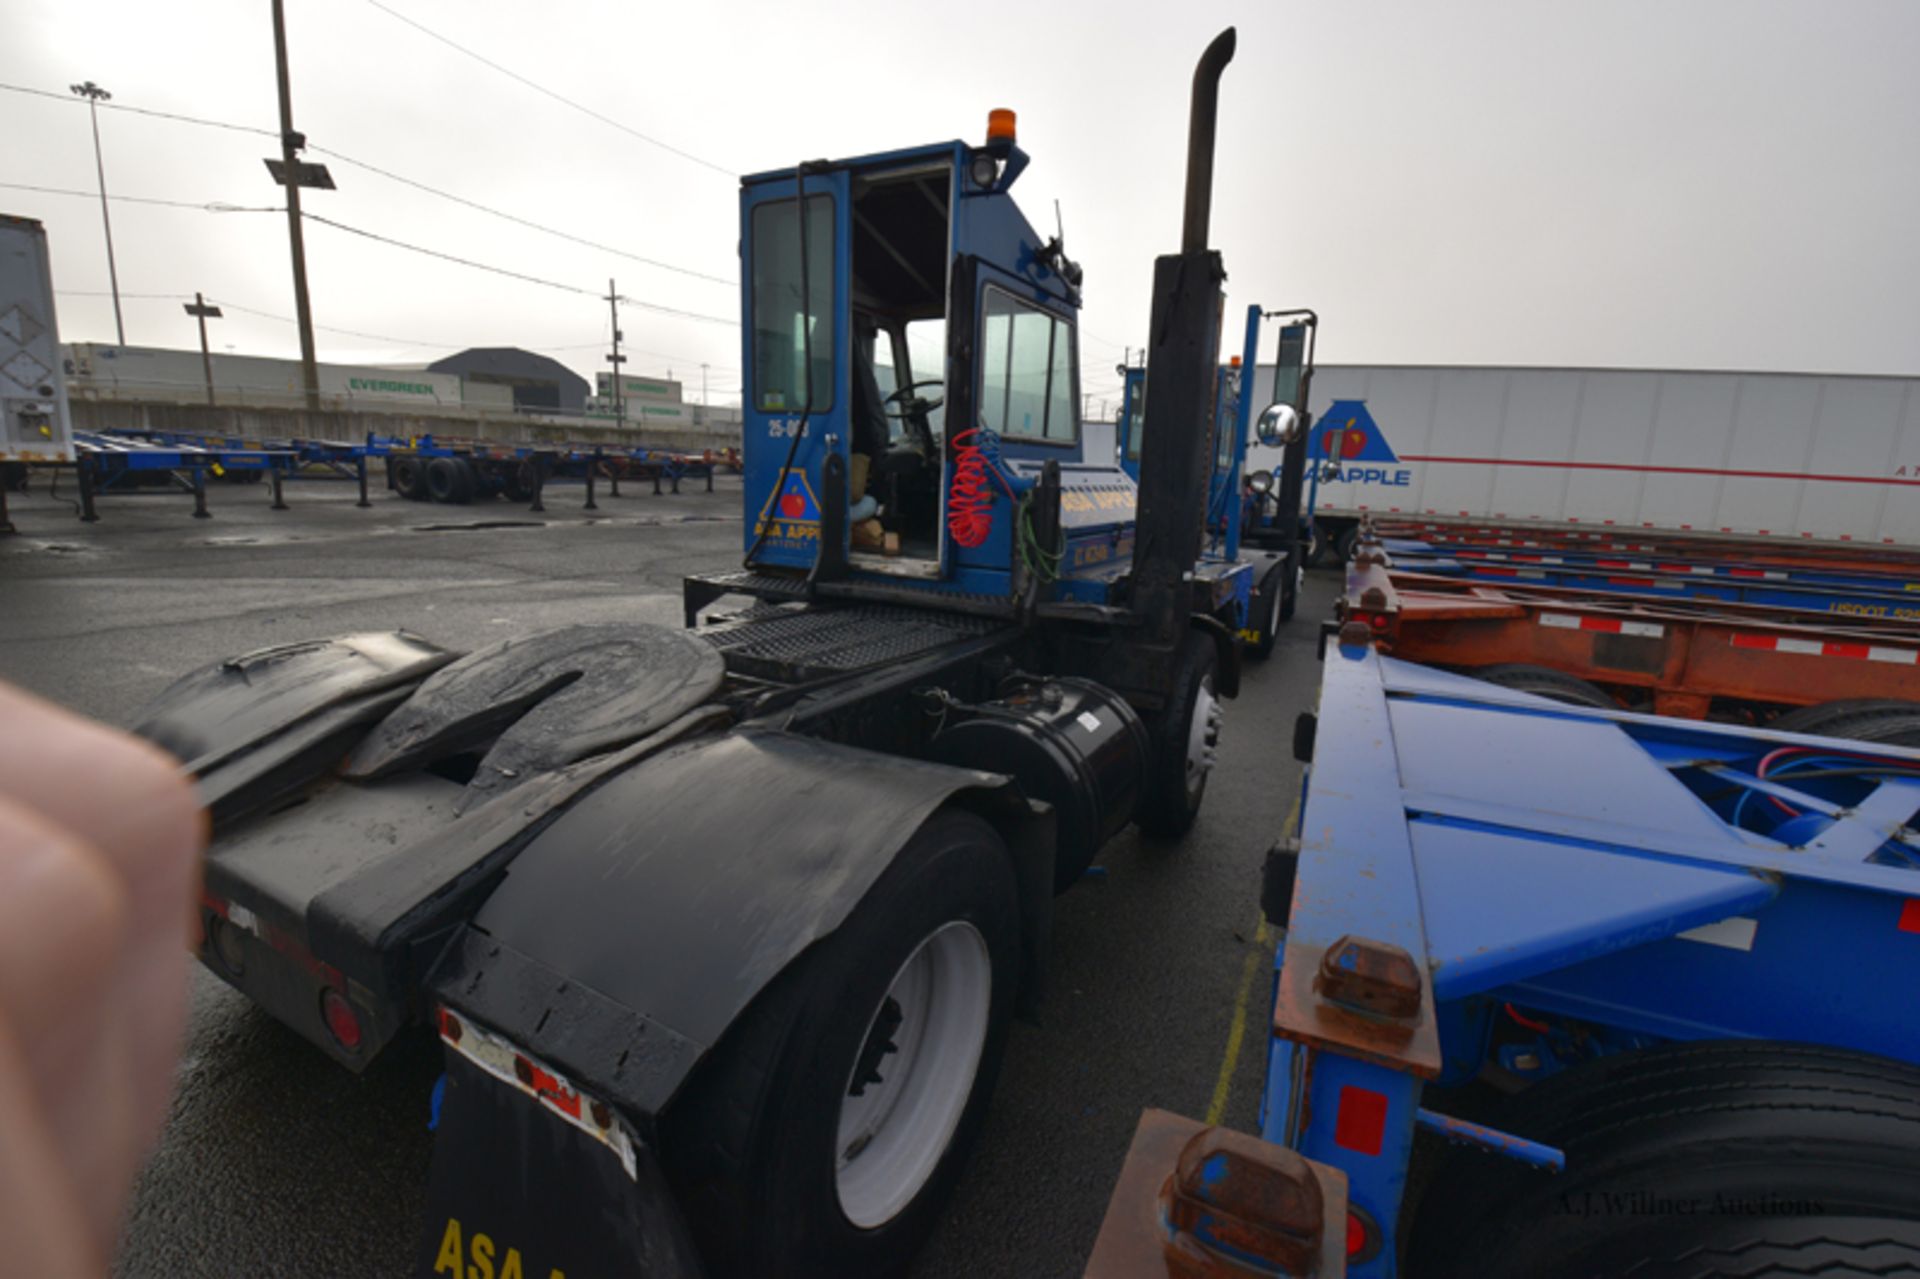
top-left (428, 728), bottom-right (1054, 1119)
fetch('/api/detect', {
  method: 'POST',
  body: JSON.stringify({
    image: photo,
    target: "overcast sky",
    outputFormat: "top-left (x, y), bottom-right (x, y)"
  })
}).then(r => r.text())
top-left (4, 0), bottom-right (1916, 413)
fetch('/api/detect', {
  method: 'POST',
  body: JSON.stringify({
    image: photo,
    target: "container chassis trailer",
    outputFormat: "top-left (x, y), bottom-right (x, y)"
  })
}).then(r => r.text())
top-left (1341, 550), bottom-right (1920, 723)
top-left (1092, 639), bottom-right (1920, 1278)
top-left (131, 31), bottom-right (1284, 1279)
top-left (2, 426), bottom-right (735, 527)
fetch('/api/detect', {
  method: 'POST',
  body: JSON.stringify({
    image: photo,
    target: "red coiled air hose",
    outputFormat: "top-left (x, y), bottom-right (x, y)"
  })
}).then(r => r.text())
top-left (946, 427), bottom-right (1016, 548)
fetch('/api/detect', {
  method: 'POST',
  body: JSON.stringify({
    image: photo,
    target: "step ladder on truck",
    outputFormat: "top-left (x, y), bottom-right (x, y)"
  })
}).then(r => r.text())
top-left (130, 28), bottom-right (1283, 1279)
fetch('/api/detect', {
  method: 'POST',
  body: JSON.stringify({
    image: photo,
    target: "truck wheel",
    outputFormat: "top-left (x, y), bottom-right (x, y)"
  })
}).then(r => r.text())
top-left (1476, 664), bottom-right (1616, 709)
top-left (1769, 698), bottom-right (1920, 746)
top-left (1135, 632), bottom-right (1221, 838)
top-left (1410, 1041), bottom-right (1920, 1279)
top-left (660, 809), bottom-right (1019, 1279)
top-left (390, 455), bottom-right (428, 501)
top-left (1279, 558), bottom-right (1302, 622)
top-left (1248, 570), bottom-right (1283, 662)
top-left (425, 456), bottom-right (475, 505)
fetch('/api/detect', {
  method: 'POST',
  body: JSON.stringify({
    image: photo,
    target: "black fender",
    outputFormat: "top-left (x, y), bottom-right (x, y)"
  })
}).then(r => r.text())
top-left (427, 727), bottom-right (1055, 1119)
top-left (1191, 613), bottom-right (1242, 698)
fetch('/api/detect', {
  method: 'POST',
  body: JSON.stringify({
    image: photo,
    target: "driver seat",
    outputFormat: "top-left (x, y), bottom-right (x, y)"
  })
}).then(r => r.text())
top-left (853, 336), bottom-right (931, 485)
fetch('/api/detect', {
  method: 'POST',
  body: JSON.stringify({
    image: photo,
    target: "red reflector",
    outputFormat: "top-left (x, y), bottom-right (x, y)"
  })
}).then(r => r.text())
top-left (1900, 900), bottom-right (1920, 934)
top-left (320, 988), bottom-right (362, 1052)
top-left (1333, 1085), bottom-right (1388, 1156)
top-left (1346, 1209), bottom-right (1367, 1257)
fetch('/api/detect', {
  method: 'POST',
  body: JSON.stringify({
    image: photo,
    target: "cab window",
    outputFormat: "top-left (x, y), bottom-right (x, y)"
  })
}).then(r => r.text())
top-left (751, 194), bottom-right (834, 413)
top-left (979, 287), bottom-right (1076, 444)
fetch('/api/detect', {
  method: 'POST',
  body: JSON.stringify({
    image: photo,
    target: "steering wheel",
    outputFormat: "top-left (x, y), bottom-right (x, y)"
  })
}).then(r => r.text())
top-left (884, 380), bottom-right (945, 414)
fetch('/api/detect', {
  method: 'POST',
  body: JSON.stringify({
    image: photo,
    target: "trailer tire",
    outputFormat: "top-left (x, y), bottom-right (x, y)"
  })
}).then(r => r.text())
top-left (1135, 632), bottom-right (1221, 838)
top-left (1248, 569), bottom-right (1284, 661)
top-left (390, 455), bottom-right (428, 501)
top-left (1476, 663), bottom-right (1617, 709)
top-left (502, 461), bottom-right (538, 504)
top-left (660, 808), bottom-right (1020, 1279)
top-left (425, 456), bottom-right (475, 505)
top-left (1410, 1041), bottom-right (1920, 1279)
top-left (1769, 698), bottom-right (1920, 746)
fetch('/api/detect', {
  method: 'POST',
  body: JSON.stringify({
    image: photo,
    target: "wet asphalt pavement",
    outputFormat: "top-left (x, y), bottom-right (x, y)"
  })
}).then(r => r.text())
top-left (0, 471), bottom-right (1332, 1279)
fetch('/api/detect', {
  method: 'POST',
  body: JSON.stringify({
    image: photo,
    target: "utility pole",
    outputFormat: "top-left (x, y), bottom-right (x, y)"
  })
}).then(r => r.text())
top-left (265, 0), bottom-right (333, 413)
top-left (184, 293), bottom-right (223, 407)
top-left (605, 280), bottom-right (626, 423)
top-left (69, 81), bottom-right (124, 345)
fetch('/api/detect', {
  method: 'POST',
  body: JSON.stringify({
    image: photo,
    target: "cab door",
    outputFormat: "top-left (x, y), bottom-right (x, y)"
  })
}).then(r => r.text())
top-left (739, 170), bottom-right (852, 573)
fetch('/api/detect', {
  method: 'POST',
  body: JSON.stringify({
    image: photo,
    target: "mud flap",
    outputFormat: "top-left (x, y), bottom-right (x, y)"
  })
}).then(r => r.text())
top-left (415, 1052), bottom-right (705, 1279)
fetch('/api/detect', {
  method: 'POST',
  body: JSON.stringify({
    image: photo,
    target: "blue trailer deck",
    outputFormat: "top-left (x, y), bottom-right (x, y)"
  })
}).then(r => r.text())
top-left (1253, 641), bottom-right (1920, 1275)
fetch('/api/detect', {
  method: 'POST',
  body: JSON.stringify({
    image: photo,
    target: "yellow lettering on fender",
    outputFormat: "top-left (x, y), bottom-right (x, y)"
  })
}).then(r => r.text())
top-left (498, 1250), bottom-right (525, 1279)
top-left (434, 1220), bottom-right (463, 1276)
top-left (469, 1232), bottom-right (495, 1279)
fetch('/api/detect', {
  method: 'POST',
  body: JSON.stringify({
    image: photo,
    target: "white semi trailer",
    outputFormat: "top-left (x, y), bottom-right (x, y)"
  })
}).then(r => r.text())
top-left (1245, 364), bottom-right (1920, 554)
top-left (0, 214), bottom-right (74, 468)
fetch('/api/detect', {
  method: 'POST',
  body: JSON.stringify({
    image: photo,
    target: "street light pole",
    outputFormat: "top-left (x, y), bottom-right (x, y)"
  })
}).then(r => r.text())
top-left (69, 80), bottom-right (124, 346)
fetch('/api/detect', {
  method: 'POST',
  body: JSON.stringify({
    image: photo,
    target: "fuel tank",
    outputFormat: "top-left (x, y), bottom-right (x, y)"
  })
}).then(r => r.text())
top-left (927, 676), bottom-right (1148, 891)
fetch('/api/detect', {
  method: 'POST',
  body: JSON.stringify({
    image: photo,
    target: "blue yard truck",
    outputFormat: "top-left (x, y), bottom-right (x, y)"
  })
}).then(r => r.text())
top-left (1089, 574), bottom-right (1920, 1277)
top-left (1117, 307), bottom-right (1318, 639)
top-left (133, 29), bottom-right (1282, 1279)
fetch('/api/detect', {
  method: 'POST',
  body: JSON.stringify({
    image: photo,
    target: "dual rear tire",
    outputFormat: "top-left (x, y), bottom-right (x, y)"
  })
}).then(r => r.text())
top-left (660, 810), bottom-right (1020, 1279)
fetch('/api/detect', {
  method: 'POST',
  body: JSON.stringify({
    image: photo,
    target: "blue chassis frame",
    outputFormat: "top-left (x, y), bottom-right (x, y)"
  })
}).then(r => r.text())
top-left (1260, 643), bottom-right (1920, 1276)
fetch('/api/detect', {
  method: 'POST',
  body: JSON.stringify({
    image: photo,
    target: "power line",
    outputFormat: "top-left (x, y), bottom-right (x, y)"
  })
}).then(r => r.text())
top-left (0, 179), bottom-right (278, 214)
top-left (1, 79), bottom-right (738, 289)
top-left (0, 82), bottom-right (278, 139)
top-left (305, 143), bottom-right (736, 287)
top-left (361, 0), bottom-right (735, 178)
top-left (299, 210), bottom-right (736, 325)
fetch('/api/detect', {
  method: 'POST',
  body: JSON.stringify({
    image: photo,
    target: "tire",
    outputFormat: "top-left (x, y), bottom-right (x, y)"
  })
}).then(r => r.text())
top-left (1410, 1041), bottom-right (1920, 1279)
top-left (425, 456), bottom-right (475, 505)
top-left (1135, 631), bottom-right (1221, 838)
top-left (1477, 663), bottom-right (1617, 709)
top-left (1769, 698), bottom-right (1920, 746)
top-left (1279, 557), bottom-right (1301, 622)
top-left (1306, 522), bottom-right (1334, 569)
top-left (502, 461), bottom-right (538, 504)
top-left (660, 809), bottom-right (1020, 1279)
top-left (1248, 569), bottom-right (1283, 662)
top-left (390, 455), bottom-right (428, 501)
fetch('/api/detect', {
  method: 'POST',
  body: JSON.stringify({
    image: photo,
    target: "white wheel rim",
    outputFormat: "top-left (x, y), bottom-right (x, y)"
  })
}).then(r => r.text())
top-left (1185, 673), bottom-right (1221, 801)
top-left (835, 920), bottom-right (991, 1229)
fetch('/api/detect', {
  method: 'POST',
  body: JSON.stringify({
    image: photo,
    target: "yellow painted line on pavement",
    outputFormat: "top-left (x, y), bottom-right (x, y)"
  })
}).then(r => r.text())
top-left (1203, 793), bottom-right (1300, 1125)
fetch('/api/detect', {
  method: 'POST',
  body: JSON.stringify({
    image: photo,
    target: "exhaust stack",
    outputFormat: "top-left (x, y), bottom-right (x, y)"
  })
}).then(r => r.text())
top-left (1128, 28), bottom-right (1237, 660)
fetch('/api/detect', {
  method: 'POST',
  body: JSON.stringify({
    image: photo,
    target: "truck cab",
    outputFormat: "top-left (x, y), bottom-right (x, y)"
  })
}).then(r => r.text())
top-left (740, 120), bottom-right (1133, 598)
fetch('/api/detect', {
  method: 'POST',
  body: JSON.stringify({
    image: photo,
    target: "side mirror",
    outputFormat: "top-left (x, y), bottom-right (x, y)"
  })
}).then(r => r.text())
top-left (1256, 403), bottom-right (1300, 448)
